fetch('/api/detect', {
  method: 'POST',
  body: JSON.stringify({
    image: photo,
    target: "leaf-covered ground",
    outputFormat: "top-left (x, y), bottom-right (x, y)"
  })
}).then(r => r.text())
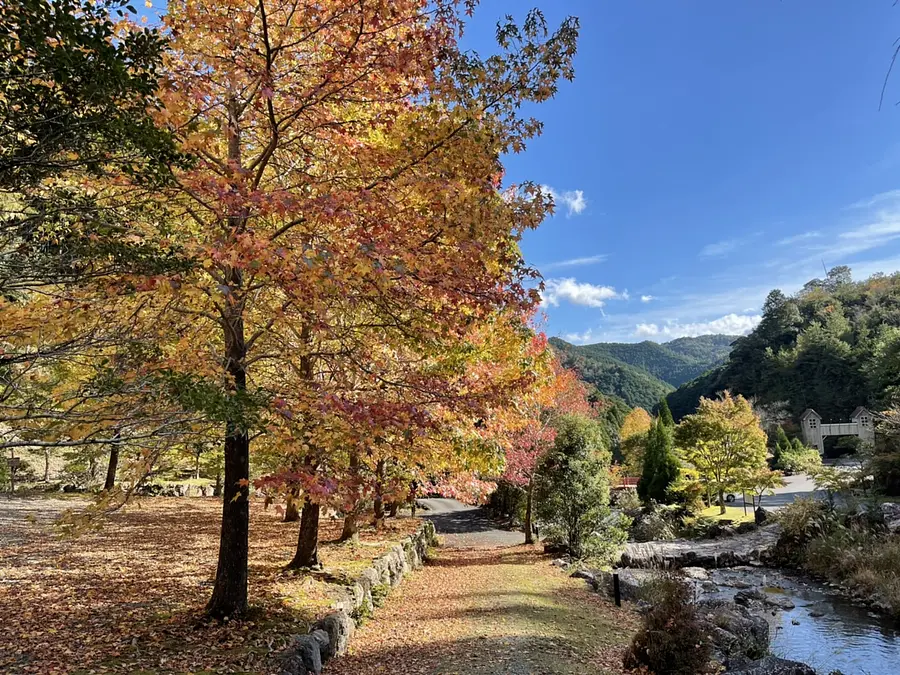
top-left (327, 545), bottom-right (639, 675)
top-left (0, 495), bottom-right (420, 674)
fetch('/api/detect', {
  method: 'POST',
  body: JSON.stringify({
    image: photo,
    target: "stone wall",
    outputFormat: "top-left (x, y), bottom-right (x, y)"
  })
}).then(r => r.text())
top-left (279, 520), bottom-right (437, 675)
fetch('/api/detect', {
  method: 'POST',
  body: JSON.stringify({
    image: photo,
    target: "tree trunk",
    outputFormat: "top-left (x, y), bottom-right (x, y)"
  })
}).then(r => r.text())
top-left (283, 491), bottom-right (300, 522)
top-left (206, 237), bottom-right (251, 618)
top-left (718, 489), bottom-right (726, 515)
top-left (388, 501), bottom-right (398, 518)
top-left (43, 449), bottom-right (50, 482)
top-left (103, 446), bottom-right (119, 492)
top-left (339, 512), bottom-right (359, 543)
top-left (524, 479), bottom-right (535, 545)
top-left (194, 449), bottom-right (201, 481)
top-left (339, 450), bottom-right (361, 542)
top-left (288, 498), bottom-right (320, 568)
top-left (409, 481), bottom-right (418, 518)
top-left (372, 459), bottom-right (385, 531)
top-left (214, 469), bottom-right (222, 498)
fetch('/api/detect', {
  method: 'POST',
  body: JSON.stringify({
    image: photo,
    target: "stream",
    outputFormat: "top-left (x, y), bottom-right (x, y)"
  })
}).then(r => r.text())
top-left (698, 567), bottom-right (900, 675)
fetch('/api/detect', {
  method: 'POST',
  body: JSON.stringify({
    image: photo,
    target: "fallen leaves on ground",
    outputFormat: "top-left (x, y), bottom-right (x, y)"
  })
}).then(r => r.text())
top-left (0, 495), bottom-right (419, 674)
top-left (327, 545), bottom-right (640, 675)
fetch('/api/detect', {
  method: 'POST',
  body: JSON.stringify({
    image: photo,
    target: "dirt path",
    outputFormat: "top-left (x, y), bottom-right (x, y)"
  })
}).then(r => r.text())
top-left (327, 502), bottom-right (638, 675)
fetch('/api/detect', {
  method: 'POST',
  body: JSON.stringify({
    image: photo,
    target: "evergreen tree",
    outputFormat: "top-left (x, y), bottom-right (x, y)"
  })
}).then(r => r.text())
top-left (638, 419), bottom-right (679, 503)
top-left (658, 398), bottom-right (675, 428)
top-left (773, 426), bottom-right (791, 466)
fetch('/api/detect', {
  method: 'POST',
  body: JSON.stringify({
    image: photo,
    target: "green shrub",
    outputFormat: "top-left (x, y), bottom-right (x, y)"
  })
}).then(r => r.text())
top-left (535, 415), bottom-right (616, 560)
top-left (869, 451), bottom-right (900, 496)
top-left (612, 488), bottom-right (642, 513)
top-left (487, 480), bottom-right (526, 522)
top-left (623, 575), bottom-right (711, 675)
top-left (776, 439), bottom-right (822, 474)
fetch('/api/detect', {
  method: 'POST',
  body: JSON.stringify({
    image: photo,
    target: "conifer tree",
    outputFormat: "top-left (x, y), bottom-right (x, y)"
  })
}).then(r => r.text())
top-left (638, 419), bottom-right (679, 503)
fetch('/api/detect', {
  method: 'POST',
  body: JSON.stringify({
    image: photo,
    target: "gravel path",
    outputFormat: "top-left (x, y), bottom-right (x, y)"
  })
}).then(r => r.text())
top-left (326, 499), bottom-right (638, 675)
top-left (0, 495), bottom-right (86, 547)
top-left (418, 498), bottom-right (525, 548)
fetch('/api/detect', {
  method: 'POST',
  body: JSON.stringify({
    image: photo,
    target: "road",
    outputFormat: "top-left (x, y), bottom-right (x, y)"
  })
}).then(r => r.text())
top-left (735, 472), bottom-right (821, 509)
top-left (417, 497), bottom-right (525, 547)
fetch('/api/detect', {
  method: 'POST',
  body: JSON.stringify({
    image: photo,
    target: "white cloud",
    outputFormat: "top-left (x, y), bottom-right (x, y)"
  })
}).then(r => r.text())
top-left (542, 278), bottom-right (624, 308)
top-left (541, 185), bottom-right (587, 216)
top-left (561, 329), bottom-right (597, 345)
top-left (641, 295), bottom-right (655, 303)
top-left (634, 313), bottom-right (761, 339)
top-left (847, 189), bottom-right (900, 210)
top-left (542, 254), bottom-right (607, 270)
top-left (700, 239), bottom-right (741, 257)
top-left (777, 231), bottom-right (821, 246)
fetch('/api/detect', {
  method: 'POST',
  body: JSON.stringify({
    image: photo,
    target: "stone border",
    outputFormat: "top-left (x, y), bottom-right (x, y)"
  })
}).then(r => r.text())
top-left (279, 520), bottom-right (438, 675)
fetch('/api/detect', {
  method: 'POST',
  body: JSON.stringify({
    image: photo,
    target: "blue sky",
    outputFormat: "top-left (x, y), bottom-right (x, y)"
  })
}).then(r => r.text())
top-left (463, 1), bottom-right (900, 344)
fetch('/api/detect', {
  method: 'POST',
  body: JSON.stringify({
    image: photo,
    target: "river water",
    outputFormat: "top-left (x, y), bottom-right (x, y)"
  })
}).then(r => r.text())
top-left (701, 567), bottom-right (900, 675)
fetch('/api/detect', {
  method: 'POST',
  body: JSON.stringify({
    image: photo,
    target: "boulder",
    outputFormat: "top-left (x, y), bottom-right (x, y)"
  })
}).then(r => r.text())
top-left (735, 522), bottom-right (758, 535)
top-left (734, 589), bottom-right (766, 607)
top-left (698, 599), bottom-right (769, 662)
top-left (592, 568), bottom-right (659, 602)
top-left (280, 634), bottom-right (324, 675)
top-left (682, 566), bottom-right (710, 581)
top-left (727, 656), bottom-right (816, 675)
top-left (313, 612), bottom-right (356, 661)
top-left (881, 503), bottom-right (900, 534)
top-left (570, 568), bottom-right (595, 583)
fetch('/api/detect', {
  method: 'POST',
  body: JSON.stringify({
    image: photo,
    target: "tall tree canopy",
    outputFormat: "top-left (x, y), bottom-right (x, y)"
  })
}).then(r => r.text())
top-left (1, 0), bottom-right (580, 618)
top-left (675, 392), bottom-right (767, 513)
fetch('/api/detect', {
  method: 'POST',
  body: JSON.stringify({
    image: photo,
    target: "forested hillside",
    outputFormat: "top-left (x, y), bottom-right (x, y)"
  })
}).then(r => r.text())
top-left (667, 267), bottom-right (900, 422)
top-left (550, 334), bottom-right (736, 410)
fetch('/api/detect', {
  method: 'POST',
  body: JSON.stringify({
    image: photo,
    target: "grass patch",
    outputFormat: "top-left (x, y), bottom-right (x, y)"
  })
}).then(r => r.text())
top-left (696, 505), bottom-right (755, 524)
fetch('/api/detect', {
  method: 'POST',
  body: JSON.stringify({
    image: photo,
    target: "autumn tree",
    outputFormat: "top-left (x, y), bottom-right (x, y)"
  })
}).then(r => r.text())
top-left (619, 407), bottom-right (652, 475)
top-left (675, 392), bottom-right (767, 514)
top-left (503, 353), bottom-right (592, 544)
top-left (152, 1), bottom-right (580, 616)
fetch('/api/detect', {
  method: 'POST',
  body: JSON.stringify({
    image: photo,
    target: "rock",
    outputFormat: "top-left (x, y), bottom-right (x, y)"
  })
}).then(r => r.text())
top-left (736, 522), bottom-right (758, 535)
top-left (707, 524), bottom-right (737, 539)
top-left (682, 566), bottom-right (710, 581)
top-left (763, 594), bottom-right (795, 610)
top-left (727, 656), bottom-right (816, 675)
top-left (315, 611), bottom-right (354, 660)
top-left (881, 502), bottom-right (900, 534)
top-left (550, 558), bottom-right (568, 568)
top-left (734, 589), bottom-right (766, 606)
top-left (620, 524), bottom-right (781, 569)
top-left (593, 568), bottom-right (658, 602)
top-left (280, 634), bottom-right (324, 675)
top-left (808, 608), bottom-right (826, 618)
top-left (698, 599), bottom-right (769, 661)
top-left (570, 568), bottom-right (594, 583)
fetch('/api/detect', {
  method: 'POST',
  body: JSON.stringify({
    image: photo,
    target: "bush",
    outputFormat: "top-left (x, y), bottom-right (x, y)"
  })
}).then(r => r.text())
top-left (535, 414), bottom-right (616, 560)
top-left (629, 506), bottom-right (678, 543)
top-left (869, 451), bottom-right (900, 496)
top-left (487, 480), bottom-right (526, 523)
top-left (623, 575), bottom-right (711, 675)
top-left (612, 488), bottom-right (642, 513)
top-left (776, 439), bottom-right (821, 474)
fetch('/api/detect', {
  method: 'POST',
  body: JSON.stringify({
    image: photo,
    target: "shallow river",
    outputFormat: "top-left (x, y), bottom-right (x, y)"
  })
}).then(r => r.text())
top-left (703, 567), bottom-right (900, 675)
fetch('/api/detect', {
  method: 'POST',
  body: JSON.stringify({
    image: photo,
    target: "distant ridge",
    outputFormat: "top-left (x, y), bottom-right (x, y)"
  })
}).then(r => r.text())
top-left (549, 334), bottom-right (738, 411)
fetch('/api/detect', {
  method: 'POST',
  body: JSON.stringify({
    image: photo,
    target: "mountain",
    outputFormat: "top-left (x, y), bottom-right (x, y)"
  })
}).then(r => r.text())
top-left (550, 334), bottom-right (738, 411)
top-left (666, 267), bottom-right (900, 423)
